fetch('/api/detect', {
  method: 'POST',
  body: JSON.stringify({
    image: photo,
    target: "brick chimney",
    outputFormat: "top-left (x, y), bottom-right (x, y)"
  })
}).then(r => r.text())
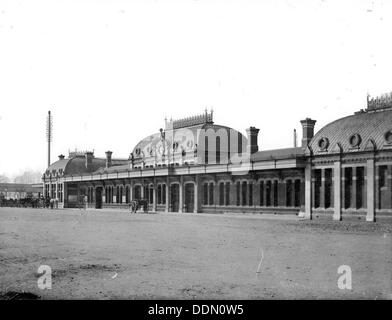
top-left (246, 126), bottom-right (260, 154)
top-left (58, 154), bottom-right (65, 160)
top-left (300, 118), bottom-right (317, 148)
top-left (105, 151), bottom-right (113, 168)
top-left (85, 151), bottom-right (94, 171)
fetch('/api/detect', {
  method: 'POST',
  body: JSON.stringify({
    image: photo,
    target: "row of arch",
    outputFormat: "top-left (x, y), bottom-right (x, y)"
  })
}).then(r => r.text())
top-left (202, 179), bottom-right (302, 208)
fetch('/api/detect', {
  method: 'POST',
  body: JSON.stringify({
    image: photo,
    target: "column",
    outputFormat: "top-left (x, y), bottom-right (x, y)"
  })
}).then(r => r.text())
top-left (247, 182), bottom-right (252, 206)
top-left (254, 180), bottom-right (259, 208)
top-left (179, 177), bottom-right (183, 213)
top-left (278, 180), bottom-right (285, 207)
top-left (130, 181), bottom-right (134, 201)
top-left (300, 163), bottom-right (312, 219)
top-left (152, 178), bottom-right (157, 212)
top-left (229, 180), bottom-right (236, 206)
top-left (333, 161), bottom-right (342, 221)
top-left (366, 159), bottom-right (375, 222)
top-left (351, 167), bottom-right (357, 209)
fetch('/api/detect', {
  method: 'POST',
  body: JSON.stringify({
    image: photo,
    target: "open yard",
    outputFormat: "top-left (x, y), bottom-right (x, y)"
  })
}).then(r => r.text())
top-left (0, 207), bottom-right (391, 299)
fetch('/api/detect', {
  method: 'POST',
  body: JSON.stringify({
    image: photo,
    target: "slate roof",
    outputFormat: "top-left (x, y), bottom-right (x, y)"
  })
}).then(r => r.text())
top-left (251, 147), bottom-right (305, 161)
top-left (309, 107), bottom-right (392, 155)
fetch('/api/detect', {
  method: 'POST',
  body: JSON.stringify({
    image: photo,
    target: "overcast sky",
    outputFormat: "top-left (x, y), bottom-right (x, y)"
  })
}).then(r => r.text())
top-left (0, 0), bottom-right (391, 177)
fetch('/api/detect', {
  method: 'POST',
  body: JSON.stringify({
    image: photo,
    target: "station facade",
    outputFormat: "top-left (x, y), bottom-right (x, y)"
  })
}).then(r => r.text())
top-left (43, 95), bottom-right (392, 221)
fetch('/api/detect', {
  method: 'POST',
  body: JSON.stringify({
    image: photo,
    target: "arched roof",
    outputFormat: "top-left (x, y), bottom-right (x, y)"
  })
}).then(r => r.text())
top-left (45, 156), bottom-right (107, 176)
top-left (130, 122), bottom-right (247, 161)
top-left (309, 108), bottom-right (392, 155)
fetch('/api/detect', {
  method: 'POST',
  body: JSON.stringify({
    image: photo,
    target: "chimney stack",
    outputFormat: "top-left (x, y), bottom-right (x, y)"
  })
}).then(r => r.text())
top-left (300, 118), bottom-right (317, 148)
top-left (246, 126), bottom-right (260, 154)
top-left (58, 154), bottom-right (65, 160)
top-left (105, 151), bottom-right (113, 168)
top-left (293, 129), bottom-right (297, 148)
top-left (85, 151), bottom-right (94, 171)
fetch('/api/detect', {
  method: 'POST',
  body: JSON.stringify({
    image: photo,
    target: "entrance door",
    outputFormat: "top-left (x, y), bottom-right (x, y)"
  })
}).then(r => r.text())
top-left (170, 184), bottom-right (179, 212)
top-left (185, 183), bottom-right (194, 213)
top-left (95, 187), bottom-right (102, 209)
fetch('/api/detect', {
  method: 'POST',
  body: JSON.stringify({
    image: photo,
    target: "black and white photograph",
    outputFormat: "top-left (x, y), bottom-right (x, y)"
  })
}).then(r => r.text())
top-left (0, 0), bottom-right (391, 310)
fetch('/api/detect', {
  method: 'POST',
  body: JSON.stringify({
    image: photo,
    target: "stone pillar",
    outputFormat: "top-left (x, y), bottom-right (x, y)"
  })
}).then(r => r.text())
top-left (179, 177), bottom-right (183, 213)
top-left (278, 180), bottom-right (285, 207)
top-left (300, 163), bottom-right (312, 219)
top-left (333, 161), bottom-right (342, 221)
top-left (253, 180), bottom-right (258, 207)
top-left (238, 181), bottom-right (243, 206)
top-left (247, 182), bottom-right (252, 206)
top-left (229, 181), bottom-right (236, 206)
top-left (152, 179), bottom-right (157, 212)
top-left (130, 181), bottom-right (134, 201)
top-left (366, 159), bottom-right (375, 222)
top-left (351, 167), bottom-right (357, 209)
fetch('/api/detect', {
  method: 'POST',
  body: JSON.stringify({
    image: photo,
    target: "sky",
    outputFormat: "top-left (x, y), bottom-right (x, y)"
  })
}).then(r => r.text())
top-left (0, 0), bottom-right (391, 177)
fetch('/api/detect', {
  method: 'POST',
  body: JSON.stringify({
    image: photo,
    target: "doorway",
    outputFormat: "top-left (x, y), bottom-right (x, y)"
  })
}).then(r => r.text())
top-left (184, 183), bottom-right (194, 213)
top-left (95, 187), bottom-right (102, 209)
top-left (170, 184), bottom-right (180, 212)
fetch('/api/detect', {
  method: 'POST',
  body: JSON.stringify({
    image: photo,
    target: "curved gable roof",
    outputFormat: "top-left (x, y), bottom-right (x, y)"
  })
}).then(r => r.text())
top-left (310, 108), bottom-right (392, 155)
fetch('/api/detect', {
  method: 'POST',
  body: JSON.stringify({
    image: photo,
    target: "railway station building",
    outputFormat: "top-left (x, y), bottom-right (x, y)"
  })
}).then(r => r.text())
top-left (43, 94), bottom-right (392, 221)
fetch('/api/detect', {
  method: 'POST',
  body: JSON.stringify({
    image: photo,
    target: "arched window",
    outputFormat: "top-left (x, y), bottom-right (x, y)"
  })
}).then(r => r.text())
top-left (238, 132), bottom-right (242, 156)
top-left (209, 183), bottom-right (214, 205)
top-left (225, 182), bottom-right (230, 206)
top-left (157, 185), bottom-right (162, 204)
top-left (249, 182), bottom-right (253, 206)
top-left (236, 181), bottom-right (241, 206)
top-left (242, 181), bottom-right (247, 206)
top-left (266, 181), bottom-right (271, 207)
top-left (216, 136), bottom-right (221, 164)
top-left (125, 186), bottom-right (130, 204)
top-left (203, 183), bottom-right (208, 205)
top-left (259, 181), bottom-right (264, 206)
top-left (219, 182), bottom-right (224, 205)
top-left (162, 184), bottom-right (166, 204)
top-left (149, 185), bottom-right (154, 204)
top-left (273, 181), bottom-right (278, 207)
top-left (286, 180), bottom-right (293, 207)
top-left (294, 180), bottom-right (301, 207)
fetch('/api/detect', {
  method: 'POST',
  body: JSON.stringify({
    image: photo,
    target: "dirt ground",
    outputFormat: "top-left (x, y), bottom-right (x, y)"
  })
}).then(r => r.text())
top-left (0, 207), bottom-right (391, 299)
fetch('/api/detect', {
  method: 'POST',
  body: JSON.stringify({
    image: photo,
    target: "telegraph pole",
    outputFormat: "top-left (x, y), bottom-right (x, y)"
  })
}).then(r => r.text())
top-left (46, 110), bottom-right (53, 167)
